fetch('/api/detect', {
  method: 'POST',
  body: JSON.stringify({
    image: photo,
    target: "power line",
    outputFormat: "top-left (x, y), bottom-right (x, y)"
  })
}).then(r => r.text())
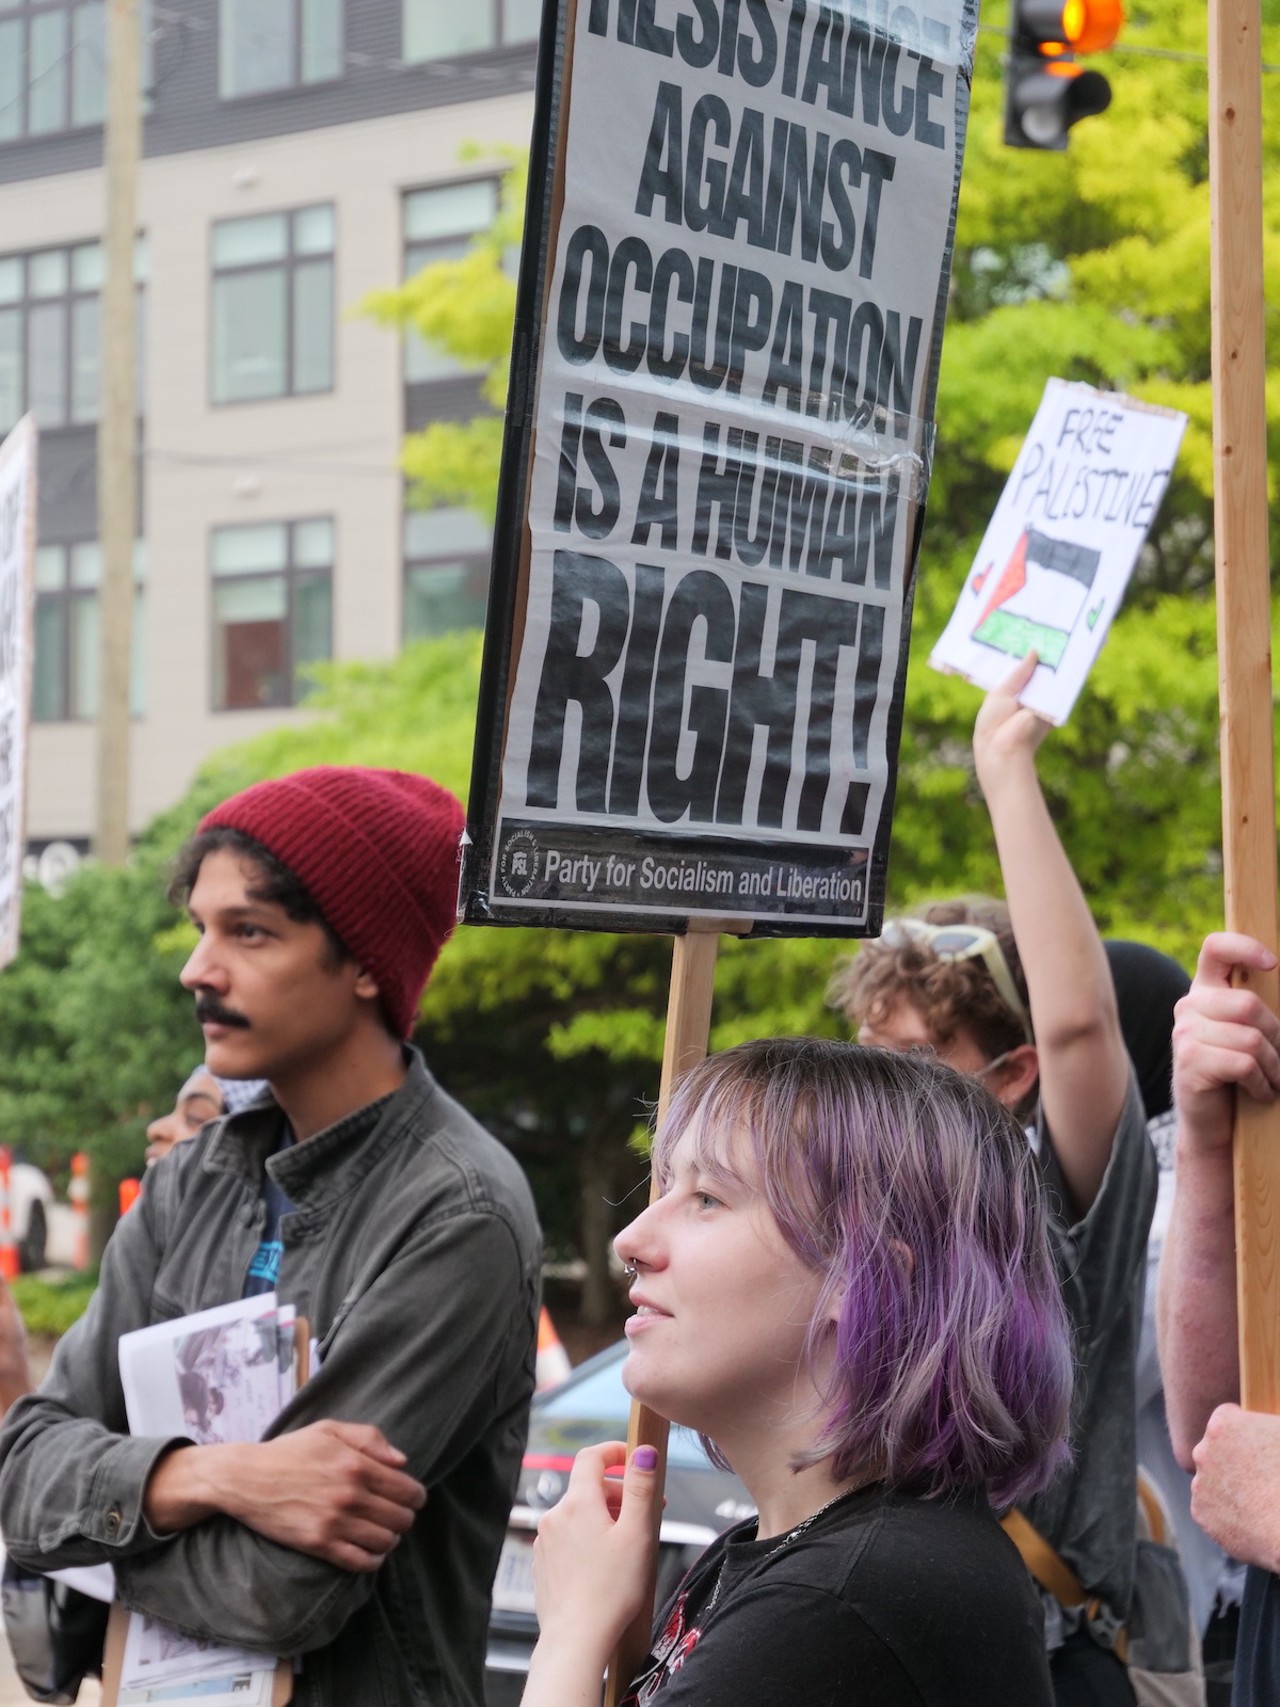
top-left (0, 39), bottom-right (81, 130)
top-left (0, 6), bottom-right (171, 132)
top-left (0, 4), bottom-right (535, 135)
top-left (4, 6), bottom-right (1278, 139)
top-left (976, 20), bottom-right (1280, 74)
top-left (7, 432), bottom-right (411, 488)
top-left (145, 443), bottom-right (402, 478)
top-left (147, 4), bottom-right (538, 87)
top-left (154, 5), bottom-right (1280, 81)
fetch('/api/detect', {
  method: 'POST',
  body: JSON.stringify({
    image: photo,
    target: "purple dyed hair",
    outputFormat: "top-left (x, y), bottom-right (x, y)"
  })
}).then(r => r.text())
top-left (652, 1037), bottom-right (1072, 1508)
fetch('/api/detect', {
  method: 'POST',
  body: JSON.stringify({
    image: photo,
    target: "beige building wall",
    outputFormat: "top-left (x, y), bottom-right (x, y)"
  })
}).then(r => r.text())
top-left (19, 91), bottom-right (533, 843)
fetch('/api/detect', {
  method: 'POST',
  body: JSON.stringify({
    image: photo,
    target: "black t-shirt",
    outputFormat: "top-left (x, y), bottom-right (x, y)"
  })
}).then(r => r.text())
top-left (1028, 1078), bottom-right (1155, 1620)
top-left (1234, 1565), bottom-right (1280, 1706)
top-left (620, 1485), bottom-right (1054, 1706)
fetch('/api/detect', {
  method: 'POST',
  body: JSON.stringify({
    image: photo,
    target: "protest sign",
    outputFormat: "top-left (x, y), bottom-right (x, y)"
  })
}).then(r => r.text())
top-left (463, 0), bottom-right (979, 937)
top-left (0, 417), bottom-right (36, 972)
top-left (930, 379), bottom-right (1187, 724)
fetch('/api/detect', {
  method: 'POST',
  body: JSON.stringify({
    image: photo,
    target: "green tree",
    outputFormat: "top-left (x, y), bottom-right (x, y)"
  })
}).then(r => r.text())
top-left (0, 856), bottom-right (197, 1206)
top-left (8, 2), bottom-right (1279, 1311)
top-left (899, 0), bottom-right (1280, 967)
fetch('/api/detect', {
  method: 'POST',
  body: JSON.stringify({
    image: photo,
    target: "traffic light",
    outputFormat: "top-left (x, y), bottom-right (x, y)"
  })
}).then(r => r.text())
top-left (1004, 0), bottom-right (1124, 150)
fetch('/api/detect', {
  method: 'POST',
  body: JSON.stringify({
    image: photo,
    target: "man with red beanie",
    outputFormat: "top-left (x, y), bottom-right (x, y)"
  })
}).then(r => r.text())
top-left (0, 766), bottom-right (542, 1707)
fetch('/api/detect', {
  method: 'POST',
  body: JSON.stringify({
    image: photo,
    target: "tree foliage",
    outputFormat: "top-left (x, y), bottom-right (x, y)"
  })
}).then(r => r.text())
top-left (902, 0), bottom-right (1280, 967)
top-left (0, 858), bottom-right (195, 1196)
top-left (6, 2), bottom-right (1280, 1288)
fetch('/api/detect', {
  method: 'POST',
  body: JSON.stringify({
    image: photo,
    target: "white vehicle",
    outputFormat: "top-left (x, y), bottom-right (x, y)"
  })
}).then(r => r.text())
top-left (6, 1163), bottom-right (55, 1272)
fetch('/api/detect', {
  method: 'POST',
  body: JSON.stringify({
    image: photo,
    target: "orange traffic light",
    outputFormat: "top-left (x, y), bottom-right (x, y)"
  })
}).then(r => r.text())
top-left (1005, 0), bottom-right (1124, 148)
top-left (1063, 0), bottom-right (1123, 53)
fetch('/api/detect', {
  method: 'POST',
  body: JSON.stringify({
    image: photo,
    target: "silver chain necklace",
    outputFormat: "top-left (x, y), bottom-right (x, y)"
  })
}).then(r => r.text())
top-left (703, 1488), bottom-right (854, 1615)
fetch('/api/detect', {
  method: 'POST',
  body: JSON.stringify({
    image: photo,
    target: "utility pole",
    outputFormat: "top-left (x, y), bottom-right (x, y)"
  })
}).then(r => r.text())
top-left (95, 0), bottom-right (141, 865)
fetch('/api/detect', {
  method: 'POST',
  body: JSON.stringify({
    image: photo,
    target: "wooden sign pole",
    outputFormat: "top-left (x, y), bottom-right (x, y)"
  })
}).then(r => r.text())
top-left (1208, 0), bottom-right (1280, 1409)
top-left (603, 924), bottom-right (722, 1707)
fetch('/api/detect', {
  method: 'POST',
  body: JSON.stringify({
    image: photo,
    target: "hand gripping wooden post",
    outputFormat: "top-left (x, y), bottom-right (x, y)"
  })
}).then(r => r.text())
top-left (1208, 0), bottom-right (1280, 1409)
top-left (603, 923), bottom-right (723, 1707)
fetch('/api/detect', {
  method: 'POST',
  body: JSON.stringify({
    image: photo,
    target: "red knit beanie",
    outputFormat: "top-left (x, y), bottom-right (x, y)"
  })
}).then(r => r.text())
top-left (199, 766), bottom-right (466, 1039)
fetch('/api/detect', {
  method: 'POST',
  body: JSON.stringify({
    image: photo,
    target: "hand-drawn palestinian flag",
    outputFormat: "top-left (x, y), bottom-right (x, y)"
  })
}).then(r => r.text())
top-left (970, 529), bottom-right (1102, 670)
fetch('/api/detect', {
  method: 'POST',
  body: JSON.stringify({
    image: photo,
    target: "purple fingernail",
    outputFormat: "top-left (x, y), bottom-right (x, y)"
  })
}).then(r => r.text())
top-left (633, 1446), bottom-right (658, 1470)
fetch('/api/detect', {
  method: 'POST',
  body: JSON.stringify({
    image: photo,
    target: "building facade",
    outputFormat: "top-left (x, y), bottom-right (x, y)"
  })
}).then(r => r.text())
top-left (3, 0), bottom-right (536, 852)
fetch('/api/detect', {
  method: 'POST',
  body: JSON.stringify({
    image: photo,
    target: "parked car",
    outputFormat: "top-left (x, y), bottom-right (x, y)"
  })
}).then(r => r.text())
top-left (484, 1341), bottom-right (754, 1707)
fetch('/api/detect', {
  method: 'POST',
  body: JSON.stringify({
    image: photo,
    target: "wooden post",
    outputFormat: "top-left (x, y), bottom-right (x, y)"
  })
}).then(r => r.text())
top-left (1208, 0), bottom-right (1280, 1409)
top-left (603, 925), bottom-right (721, 1707)
top-left (95, 0), bottom-right (141, 866)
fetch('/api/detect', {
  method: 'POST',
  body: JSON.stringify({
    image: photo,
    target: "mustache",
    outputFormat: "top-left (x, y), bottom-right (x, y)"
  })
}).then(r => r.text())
top-left (195, 996), bottom-right (250, 1029)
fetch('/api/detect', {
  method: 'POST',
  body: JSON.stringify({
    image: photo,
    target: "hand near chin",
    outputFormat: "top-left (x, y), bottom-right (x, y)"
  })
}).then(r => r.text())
top-left (532, 1442), bottom-right (660, 1662)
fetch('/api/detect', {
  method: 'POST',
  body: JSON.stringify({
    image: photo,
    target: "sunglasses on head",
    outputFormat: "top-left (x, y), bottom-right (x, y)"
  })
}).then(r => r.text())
top-left (879, 917), bottom-right (1034, 1044)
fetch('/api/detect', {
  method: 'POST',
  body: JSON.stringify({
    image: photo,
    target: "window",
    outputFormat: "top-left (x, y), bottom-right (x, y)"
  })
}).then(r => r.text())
top-left (32, 540), bottom-right (146, 723)
top-left (403, 180), bottom-right (498, 382)
top-left (401, 0), bottom-right (539, 61)
top-left (399, 187), bottom-right (501, 638)
top-left (0, 0), bottom-right (152, 143)
top-left (0, 237), bottom-right (146, 433)
top-left (211, 206), bottom-right (334, 404)
top-left (403, 507), bottom-right (490, 641)
top-left (219, 0), bottom-right (343, 99)
top-left (212, 518), bottom-right (332, 710)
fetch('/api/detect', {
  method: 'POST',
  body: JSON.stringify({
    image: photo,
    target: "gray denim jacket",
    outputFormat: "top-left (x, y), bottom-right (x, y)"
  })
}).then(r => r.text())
top-left (0, 1052), bottom-right (541, 1707)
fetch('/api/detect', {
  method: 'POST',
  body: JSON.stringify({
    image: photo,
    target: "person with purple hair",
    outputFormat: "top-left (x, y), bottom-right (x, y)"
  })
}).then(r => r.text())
top-left (521, 1036), bottom-right (1073, 1707)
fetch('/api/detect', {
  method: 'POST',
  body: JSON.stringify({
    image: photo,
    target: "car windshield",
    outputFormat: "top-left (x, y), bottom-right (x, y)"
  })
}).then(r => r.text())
top-left (538, 1355), bottom-right (714, 1470)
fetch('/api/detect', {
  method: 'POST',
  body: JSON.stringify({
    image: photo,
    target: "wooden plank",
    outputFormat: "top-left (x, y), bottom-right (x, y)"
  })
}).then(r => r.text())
top-left (1208, 0), bottom-right (1280, 1410)
top-left (603, 926), bottom-right (721, 1707)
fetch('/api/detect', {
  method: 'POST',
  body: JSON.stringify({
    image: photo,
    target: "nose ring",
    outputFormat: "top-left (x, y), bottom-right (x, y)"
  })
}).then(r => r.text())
top-left (622, 1263), bottom-right (638, 1284)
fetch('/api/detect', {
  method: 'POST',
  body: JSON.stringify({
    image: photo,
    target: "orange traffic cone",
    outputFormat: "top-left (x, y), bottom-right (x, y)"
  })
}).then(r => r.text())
top-left (0, 1148), bottom-right (19, 1280)
top-left (535, 1307), bottom-right (571, 1391)
top-left (119, 1177), bottom-right (141, 1216)
top-left (70, 1153), bottom-right (90, 1271)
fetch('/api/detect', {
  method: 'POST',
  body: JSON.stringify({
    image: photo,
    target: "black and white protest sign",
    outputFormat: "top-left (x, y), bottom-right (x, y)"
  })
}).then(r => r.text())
top-left (464, 0), bottom-right (977, 934)
top-left (0, 416), bottom-right (36, 970)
